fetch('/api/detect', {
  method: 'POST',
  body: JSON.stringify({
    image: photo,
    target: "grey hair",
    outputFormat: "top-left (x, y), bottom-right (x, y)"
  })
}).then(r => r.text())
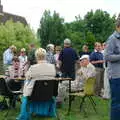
top-left (64, 38), bottom-right (71, 45)
top-left (46, 44), bottom-right (54, 51)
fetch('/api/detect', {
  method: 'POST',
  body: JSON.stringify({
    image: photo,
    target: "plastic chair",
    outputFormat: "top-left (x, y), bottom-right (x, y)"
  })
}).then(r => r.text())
top-left (69, 77), bottom-right (97, 114)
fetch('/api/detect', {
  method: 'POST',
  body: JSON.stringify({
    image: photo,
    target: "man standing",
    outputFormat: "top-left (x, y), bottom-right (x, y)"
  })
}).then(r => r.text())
top-left (58, 38), bottom-right (78, 80)
top-left (28, 43), bottom-right (36, 66)
top-left (104, 16), bottom-right (120, 120)
top-left (90, 42), bottom-right (104, 96)
top-left (58, 38), bottom-right (78, 112)
top-left (3, 45), bottom-right (16, 71)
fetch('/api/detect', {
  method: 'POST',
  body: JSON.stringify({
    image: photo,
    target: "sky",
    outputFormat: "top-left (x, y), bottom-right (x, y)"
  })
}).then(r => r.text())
top-left (1, 0), bottom-right (120, 32)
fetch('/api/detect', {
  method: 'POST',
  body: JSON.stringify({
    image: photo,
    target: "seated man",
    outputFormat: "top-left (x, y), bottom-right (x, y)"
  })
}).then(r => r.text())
top-left (16, 48), bottom-right (56, 120)
top-left (71, 55), bottom-right (96, 91)
top-left (57, 55), bottom-right (96, 104)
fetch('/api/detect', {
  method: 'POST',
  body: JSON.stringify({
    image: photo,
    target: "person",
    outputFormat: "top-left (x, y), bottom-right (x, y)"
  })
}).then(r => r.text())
top-left (16, 48), bottom-right (56, 120)
top-left (57, 38), bottom-right (78, 109)
top-left (57, 55), bottom-right (96, 105)
top-left (72, 55), bottom-right (96, 91)
top-left (104, 16), bottom-right (120, 120)
top-left (24, 48), bottom-right (56, 96)
top-left (3, 45), bottom-right (16, 71)
top-left (58, 38), bottom-right (79, 80)
top-left (101, 42), bottom-right (106, 54)
top-left (27, 43), bottom-right (36, 66)
top-left (46, 44), bottom-right (56, 64)
top-left (54, 46), bottom-right (62, 77)
top-left (79, 44), bottom-right (91, 57)
top-left (5, 56), bottom-right (22, 108)
top-left (6, 56), bottom-right (20, 79)
top-left (90, 42), bottom-right (104, 96)
top-left (102, 43), bottom-right (110, 99)
top-left (18, 48), bottom-right (28, 78)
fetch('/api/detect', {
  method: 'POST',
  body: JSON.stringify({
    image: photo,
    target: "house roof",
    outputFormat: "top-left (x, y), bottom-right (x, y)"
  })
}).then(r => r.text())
top-left (0, 12), bottom-right (27, 25)
top-left (0, 2), bottom-right (27, 25)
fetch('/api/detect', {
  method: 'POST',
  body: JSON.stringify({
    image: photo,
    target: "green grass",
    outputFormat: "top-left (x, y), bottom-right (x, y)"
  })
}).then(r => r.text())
top-left (0, 96), bottom-right (110, 120)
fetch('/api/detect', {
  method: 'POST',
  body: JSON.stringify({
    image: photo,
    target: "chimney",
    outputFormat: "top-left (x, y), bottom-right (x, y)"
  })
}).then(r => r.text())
top-left (0, 0), bottom-right (3, 13)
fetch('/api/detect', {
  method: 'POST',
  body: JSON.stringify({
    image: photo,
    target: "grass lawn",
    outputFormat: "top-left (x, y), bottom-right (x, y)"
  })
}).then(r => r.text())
top-left (0, 96), bottom-right (110, 120)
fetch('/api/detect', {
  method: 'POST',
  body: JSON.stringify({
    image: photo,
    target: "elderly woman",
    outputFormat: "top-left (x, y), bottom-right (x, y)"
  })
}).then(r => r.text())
top-left (16, 48), bottom-right (56, 120)
top-left (46, 44), bottom-right (56, 64)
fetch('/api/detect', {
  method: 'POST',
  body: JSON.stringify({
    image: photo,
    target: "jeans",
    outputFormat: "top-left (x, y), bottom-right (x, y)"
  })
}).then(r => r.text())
top-left (109, 78), bottom-right (120, 120)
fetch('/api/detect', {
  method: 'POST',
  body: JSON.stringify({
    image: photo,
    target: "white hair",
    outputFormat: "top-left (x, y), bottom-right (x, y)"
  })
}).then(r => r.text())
top-left (35, 48), bottom-right (46, 60)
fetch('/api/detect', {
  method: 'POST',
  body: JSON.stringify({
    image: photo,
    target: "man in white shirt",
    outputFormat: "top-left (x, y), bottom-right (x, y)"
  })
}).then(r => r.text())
top-left (3, 45), bottom-right (16, 71)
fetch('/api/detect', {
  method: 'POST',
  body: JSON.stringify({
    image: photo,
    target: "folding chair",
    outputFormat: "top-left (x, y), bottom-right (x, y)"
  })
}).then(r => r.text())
top-left (69, 77), bottom-right (97, 115)
top-left (0, 78), bottom-right (22, 117)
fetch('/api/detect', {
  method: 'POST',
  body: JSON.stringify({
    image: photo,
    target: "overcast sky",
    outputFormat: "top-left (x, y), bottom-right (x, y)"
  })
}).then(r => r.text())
top-left (1, 0), bottom-right (120, 32)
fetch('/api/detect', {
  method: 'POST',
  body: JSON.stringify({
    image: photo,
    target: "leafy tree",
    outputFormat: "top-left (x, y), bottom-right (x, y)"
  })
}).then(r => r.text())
top-left (38, 9), bottom-right (116, 52)
top-left (38, 10), bottom-right (65, 48)
top-left (0, 20), bottom-right (39, 59)
top-left (84, 9), bottom-right (115, 42)
top-left (85, 31), bottom-right (96, 51)
top-left (64, 16), bottom-right (88, 52)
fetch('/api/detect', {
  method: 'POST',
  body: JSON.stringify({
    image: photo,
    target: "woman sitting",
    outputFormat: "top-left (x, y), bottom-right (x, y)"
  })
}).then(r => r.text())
top-left (16, 48), bottom-right (56, 120)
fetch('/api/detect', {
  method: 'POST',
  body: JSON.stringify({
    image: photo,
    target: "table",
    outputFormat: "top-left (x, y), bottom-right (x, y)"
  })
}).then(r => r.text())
top-left (0, 76), bottom-right (72, 113)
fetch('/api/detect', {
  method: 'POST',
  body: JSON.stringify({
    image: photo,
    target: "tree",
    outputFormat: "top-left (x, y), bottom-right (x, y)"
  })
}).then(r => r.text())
top-left (84, 9), bottom-right (115, 42)
top-left (38, 10), bottom-right (65, 48)
top-left (85, 31), bottom-right (96, 51)
top-left (64, 16), bottom-right (88, 52)
top-left (0, 20), bottom-right (39, 59)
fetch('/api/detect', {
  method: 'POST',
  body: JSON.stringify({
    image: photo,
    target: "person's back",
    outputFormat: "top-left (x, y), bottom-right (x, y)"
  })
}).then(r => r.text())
top-left (59, 47), bottom-right (78, 73)
top-left (28, 44), bottom-right (36, 66)
top-left (25, 62), bottom-right (56, 81)
top-left (58, 38), bottom-right (78, 79)
top-left (17, 48), bottom-right (57, 120)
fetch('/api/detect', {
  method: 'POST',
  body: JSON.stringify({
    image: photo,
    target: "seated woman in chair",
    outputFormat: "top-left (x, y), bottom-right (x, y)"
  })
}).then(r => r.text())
top-left (16, 48), bottom-right (56, 120)
top-left (5, 56), bottom-right (23, 108)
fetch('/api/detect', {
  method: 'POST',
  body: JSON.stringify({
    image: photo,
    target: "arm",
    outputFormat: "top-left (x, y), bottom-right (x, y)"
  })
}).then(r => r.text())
top-left (91, 60), bottom-right (104, 64)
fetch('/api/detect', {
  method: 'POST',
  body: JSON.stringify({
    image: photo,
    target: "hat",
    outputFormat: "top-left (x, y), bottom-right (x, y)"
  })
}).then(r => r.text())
top-left (64, 38), bottom-right (71, 44)
top-left (80, 55), bottom-right (89, 61)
